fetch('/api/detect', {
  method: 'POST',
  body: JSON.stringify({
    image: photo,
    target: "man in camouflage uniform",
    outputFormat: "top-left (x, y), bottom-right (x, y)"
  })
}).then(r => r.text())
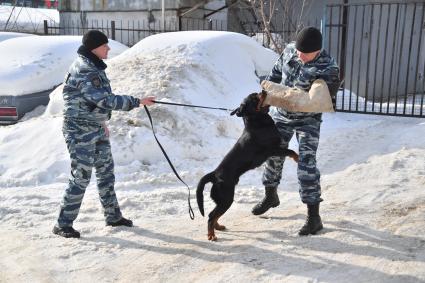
top-left (252, 27), bottom-right (340, 236)
top-left (53, 30), bottom-right (155, 238)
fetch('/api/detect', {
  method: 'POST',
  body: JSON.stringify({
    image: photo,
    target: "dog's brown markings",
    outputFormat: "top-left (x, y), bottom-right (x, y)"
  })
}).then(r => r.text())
top-left (197, 93), bottom-right (299, 241)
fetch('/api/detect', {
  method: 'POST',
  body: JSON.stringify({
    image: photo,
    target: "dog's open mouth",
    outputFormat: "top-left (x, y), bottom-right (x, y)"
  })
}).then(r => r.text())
top-left (231, 92), bottom-right (270, 117)
top-left (255, 91), bottom-right (270, 113)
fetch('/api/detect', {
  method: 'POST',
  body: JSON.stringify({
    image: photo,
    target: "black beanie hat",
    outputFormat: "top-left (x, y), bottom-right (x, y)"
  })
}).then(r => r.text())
top-left (295, 27), bottom-right (322, 53)
top-left (82, 30), bottom-right (109, 51)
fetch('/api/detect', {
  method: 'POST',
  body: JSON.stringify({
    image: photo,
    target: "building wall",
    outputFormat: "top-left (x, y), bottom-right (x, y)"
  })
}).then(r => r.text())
top-left (59, 10), bottom-right (179, 45)
top-left (227, 0), bottom-right (328, 39)
top-left (325, 1), bottom-right (425, 100)
top-left (58, 0), bottom-right (202, 11)
top-left (204, 0), bottom-right (227, 22)
top-left (58, 0), bottom-right (229, 45)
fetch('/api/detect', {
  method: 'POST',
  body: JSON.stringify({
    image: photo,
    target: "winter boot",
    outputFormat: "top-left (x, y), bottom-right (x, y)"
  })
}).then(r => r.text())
top-left (106, 217), bottom-right (133, 227)
top-left (298, 203), bottom-right (323, 236)
top-left (52, 226), bottom-right (80, 238)
top-left (252, 186), bottom-right (280, 215)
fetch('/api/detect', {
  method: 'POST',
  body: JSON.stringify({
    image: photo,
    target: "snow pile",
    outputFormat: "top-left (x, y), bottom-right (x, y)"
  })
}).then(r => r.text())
top-left (1, 31), bottom-right (278, 188)
top-left (102, 31), bottom-right (277, 169)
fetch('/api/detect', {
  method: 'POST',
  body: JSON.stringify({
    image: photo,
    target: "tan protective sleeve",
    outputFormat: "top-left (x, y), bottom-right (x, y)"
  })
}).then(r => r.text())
top-left (261, 79), bottom-right (335, 113)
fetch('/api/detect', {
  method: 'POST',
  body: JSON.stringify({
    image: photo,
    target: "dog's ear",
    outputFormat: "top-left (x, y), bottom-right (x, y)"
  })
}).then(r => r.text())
top-left (230, 107), bottom-right (239, 116)
top-left (231, 104), bottom-right (245, 117)
top-left (235, 105), bottom-right (244, 117)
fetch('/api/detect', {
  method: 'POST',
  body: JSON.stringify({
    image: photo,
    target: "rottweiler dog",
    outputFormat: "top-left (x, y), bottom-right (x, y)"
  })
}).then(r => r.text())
top-left (197, 92), bottom-right (299, 241)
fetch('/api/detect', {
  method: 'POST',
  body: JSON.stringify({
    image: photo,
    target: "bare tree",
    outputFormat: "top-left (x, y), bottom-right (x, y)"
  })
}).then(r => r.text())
top-left (248, 0), bottom-right (279, 51)
top-left (244, 0), bottom-right (312, 53)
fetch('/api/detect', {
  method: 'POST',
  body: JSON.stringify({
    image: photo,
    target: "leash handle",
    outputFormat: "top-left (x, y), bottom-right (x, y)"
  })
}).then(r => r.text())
top-left (144, 105), bottom-right (195, 220)
top-left (152, 100), bottom-right (233, 112)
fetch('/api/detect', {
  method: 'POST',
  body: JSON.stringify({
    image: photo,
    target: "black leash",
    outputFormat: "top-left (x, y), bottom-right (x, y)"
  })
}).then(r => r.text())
top-left (143, 105), bottom-right (195, 220)
top-left (152, 100), bottom-right (233, 112)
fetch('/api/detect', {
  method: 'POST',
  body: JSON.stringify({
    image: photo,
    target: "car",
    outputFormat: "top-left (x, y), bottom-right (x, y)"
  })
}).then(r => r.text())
top-left (0, 34), bottom-right (128, 124)
top-left (0, 1), bottom-right (13, 6)
top-left (0, 31), bottom-right (34, 43)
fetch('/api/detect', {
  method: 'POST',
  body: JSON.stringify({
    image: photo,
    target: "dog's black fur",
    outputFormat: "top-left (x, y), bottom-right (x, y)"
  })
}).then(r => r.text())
top-left (196, 92), bottom-right (298, 241)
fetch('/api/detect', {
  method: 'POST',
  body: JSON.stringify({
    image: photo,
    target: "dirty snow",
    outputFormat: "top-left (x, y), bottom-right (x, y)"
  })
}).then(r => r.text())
top-left (0, 31), bottom-right (424, 283)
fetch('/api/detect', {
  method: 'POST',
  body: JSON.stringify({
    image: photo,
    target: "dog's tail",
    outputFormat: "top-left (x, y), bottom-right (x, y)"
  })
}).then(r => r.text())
top-left (196, 172), bottom-right (215, 217)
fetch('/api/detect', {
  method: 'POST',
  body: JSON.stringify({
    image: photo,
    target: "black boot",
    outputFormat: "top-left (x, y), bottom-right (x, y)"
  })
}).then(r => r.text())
top-left (52, 226), bottom-right (80, 238)
top-left (252, 186), bottom-right (280, 215)
top-left (299, 203), bottom-right (323, 236)
top-left (106, 217), bottom-right (133, 227)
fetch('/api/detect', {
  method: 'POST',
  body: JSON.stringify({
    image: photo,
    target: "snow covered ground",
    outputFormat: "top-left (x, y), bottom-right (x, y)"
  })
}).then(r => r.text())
top-left (0, 31), bottom-right (424, 282)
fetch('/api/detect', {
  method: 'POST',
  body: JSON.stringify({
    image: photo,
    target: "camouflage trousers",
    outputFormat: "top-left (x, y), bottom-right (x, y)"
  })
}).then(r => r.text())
top-left (56, 119), bottom-right (122, 228)
top-left (262, 108), bottom-right (323, 204)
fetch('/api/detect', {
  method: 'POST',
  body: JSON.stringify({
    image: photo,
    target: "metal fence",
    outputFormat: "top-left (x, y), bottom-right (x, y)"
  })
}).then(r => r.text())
top-left (42, 14), bottom-right (319, 51)
top-left (43, 17), bottom-right (226, 47)
top-left (40, 2), bottom-right (425, 118)
top-left (325, 1), bottom-right (425, 117)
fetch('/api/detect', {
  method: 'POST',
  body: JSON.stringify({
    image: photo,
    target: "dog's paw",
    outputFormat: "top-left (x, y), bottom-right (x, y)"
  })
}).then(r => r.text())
top-left (208, 233), bottom-right (218, 241)
top-left (291, 152), bottom-right (299, 163)
top-left (214, 222), bottom-right (226, 231)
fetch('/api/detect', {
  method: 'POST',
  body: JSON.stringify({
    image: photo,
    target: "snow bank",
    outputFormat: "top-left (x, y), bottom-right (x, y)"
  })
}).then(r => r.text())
top-left (1, 31), bottom-right (278, 188)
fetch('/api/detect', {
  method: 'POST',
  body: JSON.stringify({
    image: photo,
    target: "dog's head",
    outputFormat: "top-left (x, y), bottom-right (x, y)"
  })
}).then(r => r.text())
top-left (230, 91), bottom-right (269, 117)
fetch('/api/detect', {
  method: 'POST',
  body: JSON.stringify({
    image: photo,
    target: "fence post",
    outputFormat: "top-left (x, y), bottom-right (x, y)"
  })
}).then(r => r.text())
top-left (208, 19), bottom-right (212, 30)
top-left (111, 21), bottom-right (116, 40)
top-left (340, 0), bottom-right (348, 83)
top-left (44, 20), bottom-right (48, 35)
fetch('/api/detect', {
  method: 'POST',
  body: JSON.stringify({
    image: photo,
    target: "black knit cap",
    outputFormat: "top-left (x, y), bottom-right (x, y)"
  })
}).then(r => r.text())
top-left (82, 30), bottom-right (109, 51)
top-left (295, 26), bottom-right (322, 53)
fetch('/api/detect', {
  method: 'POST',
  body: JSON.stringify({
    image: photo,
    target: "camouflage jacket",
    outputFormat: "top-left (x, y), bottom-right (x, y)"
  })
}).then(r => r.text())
top-left (267, 42), bottom-right (340, 116)
top-left (62, 46), bottom-right (140, 124)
